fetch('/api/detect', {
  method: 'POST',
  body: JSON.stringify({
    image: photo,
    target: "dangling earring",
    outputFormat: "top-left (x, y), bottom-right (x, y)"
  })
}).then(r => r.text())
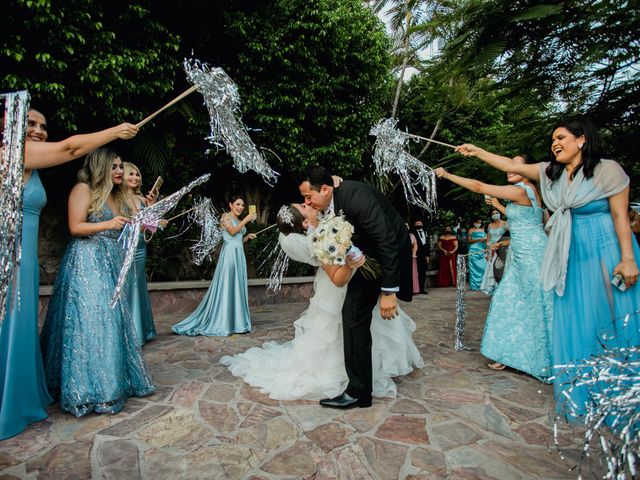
top-left (578, 143), bottom-right (584, 150)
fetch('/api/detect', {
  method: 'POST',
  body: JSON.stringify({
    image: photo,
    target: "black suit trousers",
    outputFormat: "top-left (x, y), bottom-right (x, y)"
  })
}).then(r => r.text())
top-left (416, 258), bottom-right (428, 292)
top-left (341, 272), bottom-right (381, 401)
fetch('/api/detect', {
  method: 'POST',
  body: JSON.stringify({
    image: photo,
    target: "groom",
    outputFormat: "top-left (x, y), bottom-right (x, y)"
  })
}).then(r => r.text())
top-left (298, 166), bottom-right (413, 409)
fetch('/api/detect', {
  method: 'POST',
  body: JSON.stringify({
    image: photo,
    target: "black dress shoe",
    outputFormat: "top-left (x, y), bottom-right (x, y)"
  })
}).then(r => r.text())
top-left (319, 392), bottom-right (372, 409)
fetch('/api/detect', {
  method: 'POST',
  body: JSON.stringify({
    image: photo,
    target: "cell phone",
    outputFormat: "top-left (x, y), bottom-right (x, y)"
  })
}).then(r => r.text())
top-left (248, 205), bottom-right (257, 218)
top-left (611, 273), bottom-right (628, 292)
top-left (150, 176), bottom-right (163, 196)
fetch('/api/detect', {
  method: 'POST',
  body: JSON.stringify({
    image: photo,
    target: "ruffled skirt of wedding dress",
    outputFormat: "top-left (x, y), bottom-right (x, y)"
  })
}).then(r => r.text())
top-left (220, 293), bottom-right (423, 400)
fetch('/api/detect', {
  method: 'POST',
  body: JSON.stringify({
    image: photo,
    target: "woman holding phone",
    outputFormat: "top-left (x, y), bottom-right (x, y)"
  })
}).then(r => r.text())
top-left (173, 194), bottom-right (257, 336)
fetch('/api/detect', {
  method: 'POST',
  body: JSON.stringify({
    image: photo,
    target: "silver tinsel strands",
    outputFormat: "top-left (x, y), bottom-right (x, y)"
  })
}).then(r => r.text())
top-left (188, 197), bottom-right (222, 265)
top-left (0, 91), bottom-right (29, 325)
top-left (267, 244), bottom-right (289, 293)
top-left (110, 174), bottom-right (211, 308)
top-left (184, 58), bottom-right (279, 185)
top-left (370, 118), bottom-right (437, 213)
top-left (454, 254), bottom-right (467, 351)
top-left (552, 346), bottom-right (640, 479)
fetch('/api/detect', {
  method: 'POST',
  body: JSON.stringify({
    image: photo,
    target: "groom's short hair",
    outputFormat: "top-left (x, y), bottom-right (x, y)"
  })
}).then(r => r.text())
top-left (297, 166), bottom-right (333, 192)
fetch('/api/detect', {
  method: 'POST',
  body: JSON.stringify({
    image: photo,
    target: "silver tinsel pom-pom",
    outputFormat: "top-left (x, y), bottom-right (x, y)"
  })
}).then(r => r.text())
top-left (454, 254), bottom-right (467, 351)
top-left (552, 345), bottom-right (640, 479)
top-left (0, 91), bottom-right (29, 325)
top-left (187, 197), bottom-right (222, 265)
top-left (184, 58), bottom-right (279, 185)
top-left (110, 174), bottom-right (211, 308)
top-left (370, 118), bottom-right (437, 213)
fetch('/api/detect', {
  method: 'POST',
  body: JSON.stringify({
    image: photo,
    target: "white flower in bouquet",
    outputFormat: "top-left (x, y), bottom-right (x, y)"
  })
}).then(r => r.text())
top-left (311, 213), bottom-right (353, 265)
top-left (310, 213), bottom-right (381, 279)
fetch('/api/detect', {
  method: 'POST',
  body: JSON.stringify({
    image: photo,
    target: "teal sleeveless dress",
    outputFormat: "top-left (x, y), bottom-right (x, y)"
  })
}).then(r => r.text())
top-left (172, 217), bottom-right (251, 336)
top-left (0, 171), bottom-right (52, 439)
top-left (480, 183), bottom-right (554, 381)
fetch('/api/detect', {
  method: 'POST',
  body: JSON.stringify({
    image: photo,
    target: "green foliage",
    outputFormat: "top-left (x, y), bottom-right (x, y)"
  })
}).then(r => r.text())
top-left (0, 0), bottom-right (181, 131)
top-left (427, 0), bottom-right (640, 194)
top-left (223, 0), bottom-right (392, 175)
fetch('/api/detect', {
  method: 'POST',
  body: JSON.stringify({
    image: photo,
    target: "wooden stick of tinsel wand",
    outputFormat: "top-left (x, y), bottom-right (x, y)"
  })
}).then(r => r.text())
top-left (254, 223), bottom-right (277, 235)
top-left (164, 204), bottom-right (199, 223)
top-left (405, 133), bottom-right (457, 150)
top-left (136, 85), bottom-right (198, 128)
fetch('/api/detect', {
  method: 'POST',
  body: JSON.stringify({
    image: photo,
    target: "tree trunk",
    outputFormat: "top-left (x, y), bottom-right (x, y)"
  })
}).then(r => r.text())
top-left (417, 117), bottom-right (443, 158)
top-left (391, 6), bottom-right (412, 118)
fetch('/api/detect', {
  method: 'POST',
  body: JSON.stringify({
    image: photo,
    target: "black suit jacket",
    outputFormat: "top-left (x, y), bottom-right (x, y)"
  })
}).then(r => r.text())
top-left (410, 228), bottom-right (430, 260)
top-left (333, 180), bottom-right (413, 302)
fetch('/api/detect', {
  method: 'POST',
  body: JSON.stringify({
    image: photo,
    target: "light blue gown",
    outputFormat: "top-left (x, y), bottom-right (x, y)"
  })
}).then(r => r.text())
top-left (480, 224), bottom-right (507, 295)
top-left (553, 198), bottom-right (640, 417)
top-left (126, 202), bottom-right (156, 346)
top-left (481, 184), bottom-right (554, 381)
top-left (40, 204), bottom-right (155, 417)
top-left (467, 230), bottom-right (487, 290)
top-left (172, 217), bottom-right (251, 336)
top-left (0, 171), bottom-right (52, 439)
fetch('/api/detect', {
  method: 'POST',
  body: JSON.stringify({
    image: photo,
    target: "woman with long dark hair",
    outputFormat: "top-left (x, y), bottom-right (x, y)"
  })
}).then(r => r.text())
top-left (173, 194), bottom-right (257, 336)
top-left (456, 118), bottom-right (640, 421)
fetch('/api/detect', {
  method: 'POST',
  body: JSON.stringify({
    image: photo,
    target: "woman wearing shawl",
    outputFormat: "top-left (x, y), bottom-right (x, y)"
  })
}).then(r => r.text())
top-left (456, 118), bottom-right (640, 423)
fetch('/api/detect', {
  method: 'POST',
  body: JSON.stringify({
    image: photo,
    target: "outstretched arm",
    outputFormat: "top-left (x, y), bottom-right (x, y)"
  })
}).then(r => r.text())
top-left (24, 123), bottom-right (139, 170)
top-left (435, 167), bottom-right (530, 206)
top-left (455, 143), bottom-right (540, 181)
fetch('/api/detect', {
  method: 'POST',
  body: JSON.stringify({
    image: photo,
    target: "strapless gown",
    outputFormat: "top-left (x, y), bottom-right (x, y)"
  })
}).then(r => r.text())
top-left (552, 198), bottom-right (640, 419)
top-left (467, 230), bottom-right (487, 290)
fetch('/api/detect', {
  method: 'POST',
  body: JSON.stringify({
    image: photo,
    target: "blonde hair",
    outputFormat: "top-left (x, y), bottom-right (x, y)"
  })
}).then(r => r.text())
top-left (77, 148), bottom-right (128, 215)
top-left (123, 162), bottom-right (143, 195)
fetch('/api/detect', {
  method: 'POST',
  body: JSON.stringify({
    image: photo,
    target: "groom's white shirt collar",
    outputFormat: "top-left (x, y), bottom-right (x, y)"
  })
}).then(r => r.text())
top-left (322, 197), bottom-right (335, 217)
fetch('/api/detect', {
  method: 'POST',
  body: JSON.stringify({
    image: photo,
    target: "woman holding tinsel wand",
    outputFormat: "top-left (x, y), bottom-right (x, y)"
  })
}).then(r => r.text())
top-left (456, 118), bottom-right (640, 424)
top-left (435, 153), bottom-right (553, 380)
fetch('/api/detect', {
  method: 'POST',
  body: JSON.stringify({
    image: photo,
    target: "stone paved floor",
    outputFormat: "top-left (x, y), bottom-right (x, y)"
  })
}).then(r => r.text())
top-left (0, 288), bottom-right (600, 479)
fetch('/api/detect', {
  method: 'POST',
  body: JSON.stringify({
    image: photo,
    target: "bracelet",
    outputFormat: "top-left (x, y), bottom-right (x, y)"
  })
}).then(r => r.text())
top-left (624, 254), bottom-right (635, 261)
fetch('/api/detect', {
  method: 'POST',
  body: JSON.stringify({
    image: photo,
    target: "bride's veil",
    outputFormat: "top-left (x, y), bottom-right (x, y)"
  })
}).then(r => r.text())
top-left (278, 232), bottom-right (319, 267)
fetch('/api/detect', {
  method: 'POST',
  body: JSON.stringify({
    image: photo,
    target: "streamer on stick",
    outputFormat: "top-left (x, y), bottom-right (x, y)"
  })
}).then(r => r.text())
top-left (0, 91), bottom-right (29, 325)
top-left (110, 174), bottom-right (211, 308)
top-left (184, 58), bottom-right (279, 185)
top-left (370, 118), bottom-right (437, 213)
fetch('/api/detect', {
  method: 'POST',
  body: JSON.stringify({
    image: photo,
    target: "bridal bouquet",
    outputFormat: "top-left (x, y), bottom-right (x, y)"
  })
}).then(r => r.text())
top-left (310, 212), bottom-right (381, 279)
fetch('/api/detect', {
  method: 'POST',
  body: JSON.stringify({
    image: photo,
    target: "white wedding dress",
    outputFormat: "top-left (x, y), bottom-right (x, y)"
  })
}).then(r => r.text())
top-left (220, 233), bottom-right (424, 400)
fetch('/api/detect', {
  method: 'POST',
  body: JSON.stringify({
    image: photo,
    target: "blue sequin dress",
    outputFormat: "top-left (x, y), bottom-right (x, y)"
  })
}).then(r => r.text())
top-left (480, 184), bottom-right (554, 381)
top-left (553, 198), bottom-right (640, 417)
top-left (172, 217), bottom-right (251, 336)
top-left (40, 204), bottom-right (155, 417)
top-left (467, 230), bottom-right (487, 290)
top-left (126, 201), bottom-right (156, 346)
top-left (0, 171), bottom-right (52, 439)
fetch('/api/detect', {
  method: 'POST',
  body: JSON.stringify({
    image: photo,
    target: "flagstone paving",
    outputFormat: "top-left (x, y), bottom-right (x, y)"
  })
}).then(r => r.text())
top-left (0, 288), bottom-right (602, 479)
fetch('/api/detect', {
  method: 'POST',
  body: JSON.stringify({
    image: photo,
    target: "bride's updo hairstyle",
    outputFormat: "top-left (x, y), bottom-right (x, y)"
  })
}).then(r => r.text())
top-left (276, 204), bottom-right (305, 235)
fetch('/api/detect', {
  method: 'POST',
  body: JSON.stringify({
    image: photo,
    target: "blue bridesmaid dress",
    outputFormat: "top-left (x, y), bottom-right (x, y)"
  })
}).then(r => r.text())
top-left (173, 217), bottom-right (251, 336)
top-left (0, 171), bottom-right (52, 439)
top-left (467, 230), bottom-right (487, 290)
top-left (126, 206), bottom-right (156, 346)
top-left (553, 198), bottom-right (640, 418)
top-left (40, 204), bottom-right (155, 416)
top-left (480, 184), bottom-right (553, 381)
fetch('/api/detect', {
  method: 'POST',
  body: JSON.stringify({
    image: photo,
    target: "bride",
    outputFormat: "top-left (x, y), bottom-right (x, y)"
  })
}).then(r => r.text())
top-left (220, 202), bottom-right (424, 400)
